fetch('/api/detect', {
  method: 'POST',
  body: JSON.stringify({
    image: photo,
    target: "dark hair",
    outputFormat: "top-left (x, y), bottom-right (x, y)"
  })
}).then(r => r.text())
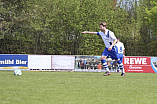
top-left (99, 22), bottom-right (107, 28)
top-left (116, 37), bottom-right (120, 41)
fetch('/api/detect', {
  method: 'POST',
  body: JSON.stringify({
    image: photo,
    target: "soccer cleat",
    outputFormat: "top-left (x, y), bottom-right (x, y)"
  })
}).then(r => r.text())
top-left (103, 72), bottom-right (110, 76)
top-left (121, 73), bottom-right (125, 76)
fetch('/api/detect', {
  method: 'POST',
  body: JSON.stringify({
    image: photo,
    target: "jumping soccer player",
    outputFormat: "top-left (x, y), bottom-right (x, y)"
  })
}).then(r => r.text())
top-left (81, 22), bottom-right (125, 76)
top-left (115, 37), bottom-right (125, 74)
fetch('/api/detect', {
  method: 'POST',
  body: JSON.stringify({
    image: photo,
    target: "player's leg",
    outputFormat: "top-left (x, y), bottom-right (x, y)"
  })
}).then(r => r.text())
top-left (116, 59), bottom-right (125, 76)
top-left (114, 60), bottom-right (120, 73)
top-left (119, 54), bottom-right (125, 74)
top-left (109, 47), bottom-right (125, 76)
top-left (101, 48), bottom-right (110, 76)
top-left (117, 54), bottom-right (123, 73)
top-left (101, 55), bottom-right (110, 76)
top-left (117, 63), bottom-right (120, 73)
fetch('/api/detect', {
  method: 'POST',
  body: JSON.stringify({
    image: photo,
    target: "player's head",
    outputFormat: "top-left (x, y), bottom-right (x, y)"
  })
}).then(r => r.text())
top-left (99, 22), bottom-right (107, 31)
top-left (117, 37), bottom-right (120, 41)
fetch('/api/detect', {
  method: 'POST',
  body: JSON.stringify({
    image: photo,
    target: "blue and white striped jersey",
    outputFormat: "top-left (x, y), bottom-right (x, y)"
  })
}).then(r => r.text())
top-left (97, 29), bottom-right (117, 48)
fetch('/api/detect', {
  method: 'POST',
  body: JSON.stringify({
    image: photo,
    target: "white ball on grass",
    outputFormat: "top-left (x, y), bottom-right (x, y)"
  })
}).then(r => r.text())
top-left (14, 70), bottom-right (22, 76)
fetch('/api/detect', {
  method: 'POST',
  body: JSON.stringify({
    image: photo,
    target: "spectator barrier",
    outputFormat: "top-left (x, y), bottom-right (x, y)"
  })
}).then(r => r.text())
top-left (0, 54), bottom-right (157, 73)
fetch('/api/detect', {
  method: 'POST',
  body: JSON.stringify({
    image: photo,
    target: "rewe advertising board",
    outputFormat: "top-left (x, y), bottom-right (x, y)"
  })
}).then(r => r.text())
top-left (123, 56), bottom-right (157, 73)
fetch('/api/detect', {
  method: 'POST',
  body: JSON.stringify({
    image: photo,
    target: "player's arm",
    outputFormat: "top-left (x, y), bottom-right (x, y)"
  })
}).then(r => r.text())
top-left (123, 44), bottom-right (125, 57)
top-left (123, 49), bottom-right (125, 58)
top-left (112, 39), bottom-right (117, 47)
top-left (123, 49), bottom-right (125, 55)
top-left (108, 39), bottom-right (117, 51)
top-left (81, 31), bottom-right (97, 35)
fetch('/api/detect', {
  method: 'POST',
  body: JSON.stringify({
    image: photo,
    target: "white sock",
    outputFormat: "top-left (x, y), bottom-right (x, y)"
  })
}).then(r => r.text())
top-left (122, 68), bottom-right (125, 73)
top-left (103, 62), bottom-right (110, 72)
top-left (106, 68), bottom-right (110, 72)
top-left (119, 63), bottom-right (125, 73)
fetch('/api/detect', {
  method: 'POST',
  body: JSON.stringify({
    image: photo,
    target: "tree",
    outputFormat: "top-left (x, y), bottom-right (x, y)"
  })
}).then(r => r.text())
top-left (144, 1), bottom-right (157, 56)
top-left (0, 0), bottom-right (157, 56)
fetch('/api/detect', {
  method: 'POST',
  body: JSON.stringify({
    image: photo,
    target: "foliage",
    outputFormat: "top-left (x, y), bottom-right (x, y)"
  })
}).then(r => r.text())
top-left (0, 0), bottom-right (157, 56)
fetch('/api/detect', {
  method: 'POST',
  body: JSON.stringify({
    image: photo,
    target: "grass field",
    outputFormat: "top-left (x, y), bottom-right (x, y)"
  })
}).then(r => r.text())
top-left (0, 71), bottom-right (157, 104)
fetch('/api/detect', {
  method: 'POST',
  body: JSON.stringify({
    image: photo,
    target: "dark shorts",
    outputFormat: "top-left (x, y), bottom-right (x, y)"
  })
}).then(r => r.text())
top-left (118, 53), bottom-right (124, 62)
top-left (102, 46), bottom-right (119, 60)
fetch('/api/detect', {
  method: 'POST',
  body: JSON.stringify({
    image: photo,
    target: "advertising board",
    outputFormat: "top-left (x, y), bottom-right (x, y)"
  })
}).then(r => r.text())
top-left (52, 55), bottom-right (75, 70)
top-left (123, 56), bottom-right (155, 73)
top-left (28, 55), bottom-right (51, 69)
top-left (151, 57), bottom-right (157, 73)
top-left (0, 54), bottom-right (28, 70)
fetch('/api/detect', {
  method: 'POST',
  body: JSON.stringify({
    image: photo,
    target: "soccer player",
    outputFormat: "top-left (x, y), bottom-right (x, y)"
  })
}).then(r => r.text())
top-left (81, 22), bottom-right (125, 76)
top-left (115, 37), bottom-right (125, 73)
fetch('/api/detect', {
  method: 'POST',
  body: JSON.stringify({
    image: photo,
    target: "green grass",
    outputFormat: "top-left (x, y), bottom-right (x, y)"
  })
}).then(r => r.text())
top-left (0, 71), bottom-right (157, 104)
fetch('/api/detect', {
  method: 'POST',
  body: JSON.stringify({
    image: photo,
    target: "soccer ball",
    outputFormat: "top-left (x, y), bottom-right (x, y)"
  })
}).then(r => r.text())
top-left (14, 70), bottom-right (22, 76)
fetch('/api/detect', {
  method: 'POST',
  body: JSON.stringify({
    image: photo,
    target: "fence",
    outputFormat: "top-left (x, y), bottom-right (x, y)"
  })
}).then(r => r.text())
top-left (0, 54), bottom-right (157, 73)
